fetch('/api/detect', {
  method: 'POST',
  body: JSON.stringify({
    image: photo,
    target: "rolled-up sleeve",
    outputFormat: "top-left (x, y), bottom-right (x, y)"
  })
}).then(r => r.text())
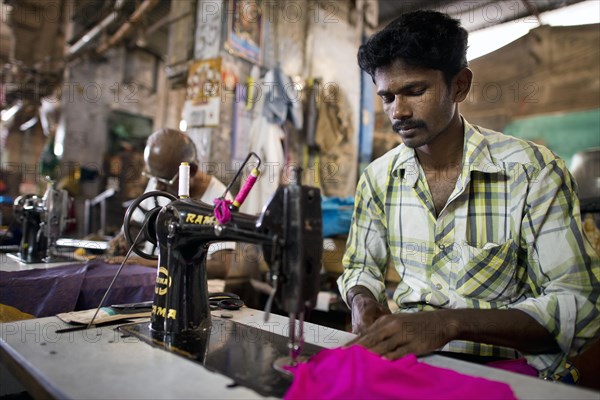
top-left (337, 172), bottom-right (390, 306)
top-left (510, 159), bottom-right (600, 375)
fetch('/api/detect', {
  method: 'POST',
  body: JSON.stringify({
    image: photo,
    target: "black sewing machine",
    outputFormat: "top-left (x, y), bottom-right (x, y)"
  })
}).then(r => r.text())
top-left (118, 168), bottom-right (323, 397)
top-left (10, 179), bottom-right (72, 263)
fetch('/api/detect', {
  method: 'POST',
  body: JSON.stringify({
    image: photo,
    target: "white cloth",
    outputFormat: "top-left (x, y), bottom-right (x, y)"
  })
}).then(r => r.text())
top-left (239, 70), bottom-right (286, 216)
top-left (133, 176), bottom-right (235, 256)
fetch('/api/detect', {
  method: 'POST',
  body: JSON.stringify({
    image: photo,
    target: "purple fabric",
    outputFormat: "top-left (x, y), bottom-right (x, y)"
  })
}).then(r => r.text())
top-left (285, 346), bottom-right (517, 400)
top-left (0, 261), bottom-right (156, 317)
top-left (75, 261), bottom-right (156, 310)
top-left (0, 263), bottom-right (88, 317)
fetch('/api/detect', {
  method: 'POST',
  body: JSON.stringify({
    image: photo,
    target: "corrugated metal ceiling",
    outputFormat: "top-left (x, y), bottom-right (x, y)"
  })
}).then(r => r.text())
top-left (377, 0), bottom-right (588, 31)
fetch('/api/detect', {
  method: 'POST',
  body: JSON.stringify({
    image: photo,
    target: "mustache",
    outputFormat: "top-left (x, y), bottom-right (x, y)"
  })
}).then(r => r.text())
top-left (392, 120), bottom-right (425, 132)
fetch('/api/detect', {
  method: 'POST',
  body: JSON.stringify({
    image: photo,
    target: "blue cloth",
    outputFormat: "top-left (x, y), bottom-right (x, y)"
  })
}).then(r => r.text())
top-left (0, 196), bottom-right (14, 204)
top-left (322, 196), bottom-right (354, 238)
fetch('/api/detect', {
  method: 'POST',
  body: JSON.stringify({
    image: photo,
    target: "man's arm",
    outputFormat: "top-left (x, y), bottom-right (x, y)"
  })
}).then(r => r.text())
top-left (350, 308), bottom-right (559, 359)
top-left (508, 159), bottom-right (600, 374)
top-left (337, 171), bottom-right (391, 330)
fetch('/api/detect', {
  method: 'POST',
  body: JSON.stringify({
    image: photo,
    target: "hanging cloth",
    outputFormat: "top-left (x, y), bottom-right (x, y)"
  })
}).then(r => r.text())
top-left (240, 69), bottom-right (286, 215)
top-left (314, 85), bottom-right (356, 197)
top-left (262, 65), bottom-right (303, 130)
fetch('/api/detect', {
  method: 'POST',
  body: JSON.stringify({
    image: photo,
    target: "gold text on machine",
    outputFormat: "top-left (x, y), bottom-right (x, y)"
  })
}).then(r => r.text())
top-left (155, 266), bottom-right (171, 296)
top-left (152, 305), bottom-right (177, 320)
top-left (185, 213), bottom-right (216, 225)
top-left (153, 267), bottom-right (177, 319)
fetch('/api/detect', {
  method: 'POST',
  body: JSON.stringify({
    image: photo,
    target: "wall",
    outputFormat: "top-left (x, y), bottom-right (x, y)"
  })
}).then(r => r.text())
top-left (56, 45), bottom-right (168, 235)
top-left (461, 24), bottom-right (600, 132)
top-left (181, 0), bottom-right (365, 195)
top-left (503, 109), bottom-right (600, 167)
top-left (8, 0), bottom-right (370, 234)
top-left (305, 1), bottom-right (363, 195)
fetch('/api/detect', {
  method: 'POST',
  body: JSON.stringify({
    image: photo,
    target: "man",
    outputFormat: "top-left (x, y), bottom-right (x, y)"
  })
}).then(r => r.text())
top-left (108, 128), bottom-right (234, 278)
top-left (338, 10), bottom-right (599, 380)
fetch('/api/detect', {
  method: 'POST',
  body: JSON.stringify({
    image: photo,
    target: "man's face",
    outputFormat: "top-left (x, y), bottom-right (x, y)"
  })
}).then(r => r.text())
top-left (374, 59), bottom-right (458, 149)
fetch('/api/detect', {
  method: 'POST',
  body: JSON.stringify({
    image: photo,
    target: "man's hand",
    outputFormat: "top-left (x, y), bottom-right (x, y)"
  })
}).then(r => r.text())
top-left (347, 286), bottom-right (391, 335)
top-left (347, 308), bottom-right (559, 360)
top-left (348, 310), bottom-right (456, 360)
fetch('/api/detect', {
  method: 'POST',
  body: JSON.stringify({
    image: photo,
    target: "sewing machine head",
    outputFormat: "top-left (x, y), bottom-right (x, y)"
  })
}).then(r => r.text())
top-left (123, 169), bottom-right (322, 340)
top-left (12, 179), bottom-right (71, 263)
top-left (118, 161), bottom-right (323, 390)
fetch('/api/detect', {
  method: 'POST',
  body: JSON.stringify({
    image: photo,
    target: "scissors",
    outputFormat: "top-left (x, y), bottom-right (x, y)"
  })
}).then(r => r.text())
top-left (208, 292), bottom-right (244, 310)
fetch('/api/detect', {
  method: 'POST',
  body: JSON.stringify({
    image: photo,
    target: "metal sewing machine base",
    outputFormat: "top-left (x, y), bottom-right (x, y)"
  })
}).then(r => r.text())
top-left (118, 317), bottom-right (323, 397)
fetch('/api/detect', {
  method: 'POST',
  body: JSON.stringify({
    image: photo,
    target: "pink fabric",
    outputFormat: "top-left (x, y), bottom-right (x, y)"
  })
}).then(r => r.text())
top-left (487, 358), bottom-right (538, 377)
top-left (284, 345), bottom-right (517, 400)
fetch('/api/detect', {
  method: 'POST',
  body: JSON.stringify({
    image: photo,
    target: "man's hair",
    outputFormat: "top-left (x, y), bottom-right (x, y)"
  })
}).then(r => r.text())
top-left (358, 10), bottom-right (468, 86)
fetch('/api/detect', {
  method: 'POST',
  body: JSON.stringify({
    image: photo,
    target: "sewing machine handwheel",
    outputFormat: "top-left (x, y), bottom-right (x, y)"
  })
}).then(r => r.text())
top-left (123, 190), bottom-right (177, 260)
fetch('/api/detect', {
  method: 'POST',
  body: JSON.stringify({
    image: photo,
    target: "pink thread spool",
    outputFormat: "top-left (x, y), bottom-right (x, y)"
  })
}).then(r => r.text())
top-left (233, 168), bottom-right (260, 209)
top-left (213, 168), bottom-right (260, 224)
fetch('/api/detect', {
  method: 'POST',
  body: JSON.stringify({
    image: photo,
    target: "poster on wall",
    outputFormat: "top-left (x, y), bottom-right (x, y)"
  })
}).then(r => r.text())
top-left (225, 0), bottom-right (262, 64)
top-left (194, 0), bottom-right (223, 59)
top-left (183, 58), bottom-right (222, 127)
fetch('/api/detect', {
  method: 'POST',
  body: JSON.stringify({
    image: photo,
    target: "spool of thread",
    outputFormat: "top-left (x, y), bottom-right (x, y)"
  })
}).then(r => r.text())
top-left (178, 162), bottom-right (190, 198)
top-left (232, 168), bottom-right (260, 208)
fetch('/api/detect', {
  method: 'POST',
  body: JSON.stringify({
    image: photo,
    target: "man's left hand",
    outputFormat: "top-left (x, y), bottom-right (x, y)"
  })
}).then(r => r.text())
top-left (347, 310), bottom-right (458, 360)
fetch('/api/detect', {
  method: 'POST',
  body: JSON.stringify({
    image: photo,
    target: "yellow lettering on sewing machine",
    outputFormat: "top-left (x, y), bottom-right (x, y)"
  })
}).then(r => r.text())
top-left (183, 213), bottom-right (216, 225)
top-left (153, 306), bottom-right (166, 317)
top-left (152, 306), bottom-right (176, 319)
top-left (156, 267), bottom-right (170, 296)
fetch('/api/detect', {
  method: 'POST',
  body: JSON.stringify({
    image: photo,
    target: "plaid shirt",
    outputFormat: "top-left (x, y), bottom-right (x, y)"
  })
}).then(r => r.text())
top-left (337, 119), bottom-right (600, 377)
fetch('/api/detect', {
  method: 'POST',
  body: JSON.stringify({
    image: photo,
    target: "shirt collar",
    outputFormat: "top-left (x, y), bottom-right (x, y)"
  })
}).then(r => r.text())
top-left (462, 119), bottom-right (502, 174)
top-left (393, 143), bottom-right (420, 186)
top-left (391, 118), bottom-right (502, 186)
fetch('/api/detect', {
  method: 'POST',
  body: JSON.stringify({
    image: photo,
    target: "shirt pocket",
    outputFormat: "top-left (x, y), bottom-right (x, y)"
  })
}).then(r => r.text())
top-left (452, 239), bottom-right (518, 302)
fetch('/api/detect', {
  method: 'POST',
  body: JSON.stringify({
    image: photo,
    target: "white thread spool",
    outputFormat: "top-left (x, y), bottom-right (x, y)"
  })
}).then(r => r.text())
top-left (178, 162), bottom-right (190, 198)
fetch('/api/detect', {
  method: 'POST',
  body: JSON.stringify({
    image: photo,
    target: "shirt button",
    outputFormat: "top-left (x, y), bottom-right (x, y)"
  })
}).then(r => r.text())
top-left (436, 283), bottom-right (443, 290)
top-left (438, 243), bottom-right (445, 250)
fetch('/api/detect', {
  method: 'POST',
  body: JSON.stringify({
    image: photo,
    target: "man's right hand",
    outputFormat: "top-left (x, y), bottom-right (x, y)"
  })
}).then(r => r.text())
top-left (347, 286), bottom-right (391, 335)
